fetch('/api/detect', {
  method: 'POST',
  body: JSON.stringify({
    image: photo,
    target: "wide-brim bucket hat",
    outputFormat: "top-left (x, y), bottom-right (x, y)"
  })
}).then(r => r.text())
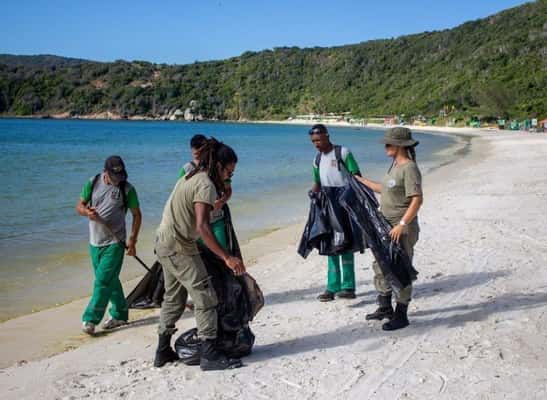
top-left (380, 127), bottom-right (419, 147)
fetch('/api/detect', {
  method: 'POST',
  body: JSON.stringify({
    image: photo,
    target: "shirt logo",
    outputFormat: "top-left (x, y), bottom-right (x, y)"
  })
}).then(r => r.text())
top-left (111, 190), bottom-right (121, 200)
top-left (387, 179), bottom-right (396, 188)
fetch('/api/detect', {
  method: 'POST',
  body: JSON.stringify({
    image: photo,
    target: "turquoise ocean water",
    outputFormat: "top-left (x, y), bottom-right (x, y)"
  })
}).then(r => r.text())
top-left (0, 119), bottom-right (456, 320)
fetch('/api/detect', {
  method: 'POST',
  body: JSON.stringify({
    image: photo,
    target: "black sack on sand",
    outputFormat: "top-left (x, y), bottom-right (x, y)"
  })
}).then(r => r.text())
top-left (175, 325), bottom-right (255, 363)
top-left (125, 261), bottom-right (165, 309)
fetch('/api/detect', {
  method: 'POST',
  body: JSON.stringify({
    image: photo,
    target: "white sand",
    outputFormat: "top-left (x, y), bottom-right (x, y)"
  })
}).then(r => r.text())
top-left (2, 130), bottom-right (547, 399)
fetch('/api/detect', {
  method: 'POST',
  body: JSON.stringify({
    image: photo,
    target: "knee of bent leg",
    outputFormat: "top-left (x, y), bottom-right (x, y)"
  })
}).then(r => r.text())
top-left (190, 276), bottom-right (218, 310)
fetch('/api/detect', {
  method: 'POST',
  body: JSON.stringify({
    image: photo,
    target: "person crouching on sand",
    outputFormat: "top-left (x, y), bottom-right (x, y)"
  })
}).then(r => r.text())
top-left (154, 138), bottom-right (245, 370)
top-left (355, 127), bottom-right (423, 330)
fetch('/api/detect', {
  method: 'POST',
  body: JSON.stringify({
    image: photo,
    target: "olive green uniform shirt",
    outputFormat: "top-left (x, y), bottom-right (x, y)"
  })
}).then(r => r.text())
top-left (156, 172), bottom-right (217, 256)
top-left (380, 161), bottom-right (422, 225)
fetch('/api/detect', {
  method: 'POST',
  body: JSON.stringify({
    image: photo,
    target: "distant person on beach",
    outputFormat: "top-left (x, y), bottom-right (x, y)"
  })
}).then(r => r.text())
top-left (355, 127), bottom-right (423, 330)
top-left (76, 156), bottom-right (142, 335)
top-left (309, 124), bottom-right (362, 302)
top-left (178, 134), bottom-right (233, 250)
top-left (154, 138), bottom-right (245, 370)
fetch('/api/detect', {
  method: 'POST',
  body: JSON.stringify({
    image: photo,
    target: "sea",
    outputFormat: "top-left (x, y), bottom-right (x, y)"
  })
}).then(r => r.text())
top-left (0, 119), bottom-right (458, 320)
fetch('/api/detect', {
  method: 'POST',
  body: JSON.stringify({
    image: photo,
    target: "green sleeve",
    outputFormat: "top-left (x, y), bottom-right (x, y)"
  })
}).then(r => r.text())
top-left (404, 164), bottom-right (423, 197)
top-left (344, 152), bottom-right (361, 175)
top-left (126, 187), bottom-right (140, 209)
top-left (80, 180), bottom-right (92, 203)
top-left (312, 165), bottom-right (320, 184)
top-left (178, 167), bottom-right (186, 179)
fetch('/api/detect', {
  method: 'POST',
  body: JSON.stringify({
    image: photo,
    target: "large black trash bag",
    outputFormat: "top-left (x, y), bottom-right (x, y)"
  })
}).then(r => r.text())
top-left (175, 325), bottom-right (255, 362)
top-left (174, 205), bottom-right (262, 362)
top-left (338, 175), bottom-right (418, 293)
top-left (298, 189), bottom-right (365, 258)
top-left (297, 190), bottom-right (330, 258)
top-left (126, 261), bottom-right (165, 309)
top-left (298, 168), bottom-right (417, 294)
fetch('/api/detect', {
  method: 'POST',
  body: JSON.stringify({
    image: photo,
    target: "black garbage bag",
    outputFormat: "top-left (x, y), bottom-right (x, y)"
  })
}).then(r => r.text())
top-left (298, 188), bottom-right (365, 258)
top-left (338, 174), bottom-right (419, 293)
top-left (174, 205), bottom-right (262, 361)
top-left (298, 166), bottom-right (417, 294)
top-left (126, 261), bottom-right (165, 309)
top-left (175, 325), bottom-right (255, 361)
top-left (297, 190), bottom-right (330, 258)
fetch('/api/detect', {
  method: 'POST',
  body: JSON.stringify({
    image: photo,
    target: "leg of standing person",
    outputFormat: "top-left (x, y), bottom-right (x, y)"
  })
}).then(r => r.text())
top-left (366, 258), bottom-right (395, 320)
top-left (154, 253), bottom-right (190, 367)
top-left (82, 243), bottom-right (126, 325)
top-left (155, 252), bottom-right (219, 367)
top-left (382, 223), bottom-right (419, 331)
top-left (337, 252), bottom-right (356, 298)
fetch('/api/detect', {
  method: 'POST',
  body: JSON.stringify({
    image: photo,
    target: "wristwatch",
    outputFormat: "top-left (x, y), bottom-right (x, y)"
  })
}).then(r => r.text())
top-left (399, 219), bottom-right (406, 226)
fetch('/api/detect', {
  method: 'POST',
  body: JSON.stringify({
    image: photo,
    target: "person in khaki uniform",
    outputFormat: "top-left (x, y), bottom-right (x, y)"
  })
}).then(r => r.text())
top-left (356, 127), bottom-right (423, 330)
top-left (153, 139), bottom-right (246, 370)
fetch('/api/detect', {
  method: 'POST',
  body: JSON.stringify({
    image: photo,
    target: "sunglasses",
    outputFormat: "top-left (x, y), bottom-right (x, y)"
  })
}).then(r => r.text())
top-left (308, 128), bottom-right (326, 135)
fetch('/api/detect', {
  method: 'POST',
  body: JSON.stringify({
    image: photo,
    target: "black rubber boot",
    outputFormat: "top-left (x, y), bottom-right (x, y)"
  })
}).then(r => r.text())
top-left (365, 294), bottom-right (394, 320)
top-left (336, 289), bottom-right (356, 299)
top-left (154, 334), bottom-right (179, 367)
top-left (382, 303), bottom-right (409, 331)
top-left (200, 339), bottom-right (243, 371)
top-left (317, 290), bottom-right (335, 302)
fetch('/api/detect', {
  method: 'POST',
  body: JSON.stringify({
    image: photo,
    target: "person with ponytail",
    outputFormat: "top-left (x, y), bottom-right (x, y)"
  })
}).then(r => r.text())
top-left (355, 127), bottom-right (423, 331)
top-left (178, 134), bottom-right (233, 250)
top-left (153, 138), bottom-right (245, 370)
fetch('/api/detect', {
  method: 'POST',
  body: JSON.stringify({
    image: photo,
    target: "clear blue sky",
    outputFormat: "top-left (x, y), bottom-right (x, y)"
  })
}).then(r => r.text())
top-left (1, 0), bottom-right (531, 65)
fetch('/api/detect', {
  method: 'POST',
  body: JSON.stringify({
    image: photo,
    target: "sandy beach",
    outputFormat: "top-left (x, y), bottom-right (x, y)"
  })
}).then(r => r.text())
top-left (1, 128), bottom-right (547, 399)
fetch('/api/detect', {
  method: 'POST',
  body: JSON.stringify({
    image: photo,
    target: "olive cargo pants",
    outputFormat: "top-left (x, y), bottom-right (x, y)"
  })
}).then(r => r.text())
top-left (156, 252), bottom-right (218, 340)
top-left (372, 221), bottom-right (419, 304)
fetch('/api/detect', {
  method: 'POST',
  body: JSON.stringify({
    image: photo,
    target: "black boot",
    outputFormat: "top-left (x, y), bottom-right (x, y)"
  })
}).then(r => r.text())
top-left (154, 334), bottom-right (179, 367)
top-left (365, 294), bottom-right (394, 320)
top-left (382, 303), bottom-right (409, 331)
top-left (200, 339), bottom-right (243, 371)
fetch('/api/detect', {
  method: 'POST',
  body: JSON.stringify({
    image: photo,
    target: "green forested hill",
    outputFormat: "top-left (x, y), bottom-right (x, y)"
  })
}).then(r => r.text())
top-left (1, 1), bottom-right (545, 120)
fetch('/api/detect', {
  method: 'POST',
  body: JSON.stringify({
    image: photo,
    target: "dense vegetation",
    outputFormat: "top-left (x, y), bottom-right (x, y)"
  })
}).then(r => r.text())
top-left (0, 1), bottom-right (545, 120)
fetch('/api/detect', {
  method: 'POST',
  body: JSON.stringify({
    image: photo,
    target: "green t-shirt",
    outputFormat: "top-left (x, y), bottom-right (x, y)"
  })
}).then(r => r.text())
top-left (380, 161), bottom-right (422, 224)
top-left (156, 172), bottom-right (218, 256)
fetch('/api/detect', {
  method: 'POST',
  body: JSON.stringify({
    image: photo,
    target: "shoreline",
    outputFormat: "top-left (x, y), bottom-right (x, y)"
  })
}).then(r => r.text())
top-left (2, 129), bottom-right (547, 399)
top-left (0, 128), bottom-right (471, 367)
top-left (0, 127), bottom-right (466, 323)
top-left (1, 114), bottom-right (535, 136)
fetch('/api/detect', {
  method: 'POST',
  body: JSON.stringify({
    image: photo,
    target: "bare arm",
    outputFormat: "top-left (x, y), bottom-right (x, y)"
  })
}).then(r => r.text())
top-left (354, 176), bottom-right (382, 193)
top-left (195, 202), bottom-right (245, 275)
top-left (389, 195), bottom-right (424, 242)
top-left (401, 195), bottom-right (423, 225)
top-left (126, 207), bottom-right (142, 256)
